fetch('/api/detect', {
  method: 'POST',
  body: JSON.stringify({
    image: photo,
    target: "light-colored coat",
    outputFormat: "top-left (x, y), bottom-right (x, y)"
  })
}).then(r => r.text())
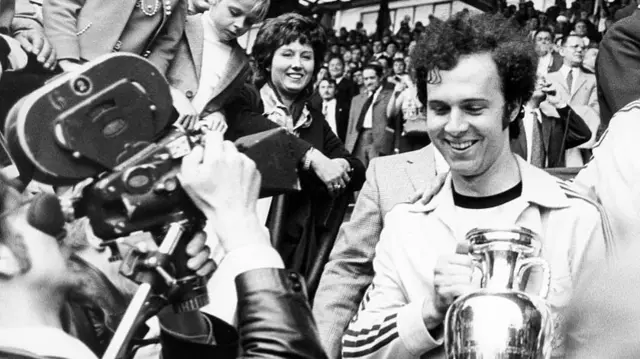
top-left (546, 68), bottom-right (600, 165)
top-left (165, 13), bottom-right (251, 115)
top-left (345, 89), bottom-right (394, 155)
top-left (313, 145), bottom-right (442, 359)
top-left (342, 156), bottom-right (607, 359)
top-left (43, 0), bottom-right (186, 74)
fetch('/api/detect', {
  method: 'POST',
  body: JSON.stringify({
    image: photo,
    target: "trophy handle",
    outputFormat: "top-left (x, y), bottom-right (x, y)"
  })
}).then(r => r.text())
top-left (515, 258), bottom-right (551, 299)
top-left (472, 259), bottom-right (488, 288)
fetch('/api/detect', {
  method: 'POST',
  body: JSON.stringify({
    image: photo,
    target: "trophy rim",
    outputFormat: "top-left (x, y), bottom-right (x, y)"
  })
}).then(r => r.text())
top-left (466, 226), bottom-right (539, 247)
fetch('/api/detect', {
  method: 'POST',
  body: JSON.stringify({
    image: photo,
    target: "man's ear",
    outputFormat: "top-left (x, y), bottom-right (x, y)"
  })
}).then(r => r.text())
top-left (0, 244), bottom-right (21, 278)
top-left (508, 99), bottom-right (522, 123)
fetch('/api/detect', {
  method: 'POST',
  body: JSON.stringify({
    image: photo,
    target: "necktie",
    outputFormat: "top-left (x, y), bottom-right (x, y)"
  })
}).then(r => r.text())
top-left (322, 102), bottom-right (328, 117)
top-left (566, 69), bottom-right (573, 94)
top-left (530, 111), bottom-right (546, 168)
top-left (356, 92), bottom-right (375, 131)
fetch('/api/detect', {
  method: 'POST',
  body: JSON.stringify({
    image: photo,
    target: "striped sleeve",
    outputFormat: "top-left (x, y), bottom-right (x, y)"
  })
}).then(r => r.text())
top-left (341, 219), bottom-right (443, 359)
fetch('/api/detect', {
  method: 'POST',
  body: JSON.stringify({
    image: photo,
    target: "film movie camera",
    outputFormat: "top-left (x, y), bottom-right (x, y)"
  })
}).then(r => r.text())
top-left (2, 53), bottom-right (301, 359)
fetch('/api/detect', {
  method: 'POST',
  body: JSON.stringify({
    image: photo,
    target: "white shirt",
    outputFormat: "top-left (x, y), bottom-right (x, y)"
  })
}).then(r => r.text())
top-left (537, 52), bottom-right (553, 76)
top-left (363, 86), bottom-right (383, 129)
top-left (559, 65), bottom-right (579, 95)
top-left (322, 98), bottom-right (338, 136)
top-left (522, 105), bottom-right (543, 164)
top-left (191, 12), bottom-right (232, 113)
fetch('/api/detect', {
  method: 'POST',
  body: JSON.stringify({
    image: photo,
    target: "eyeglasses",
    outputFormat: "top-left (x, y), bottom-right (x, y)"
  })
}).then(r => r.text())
top-left (565, 45), bottom-right (585, 51)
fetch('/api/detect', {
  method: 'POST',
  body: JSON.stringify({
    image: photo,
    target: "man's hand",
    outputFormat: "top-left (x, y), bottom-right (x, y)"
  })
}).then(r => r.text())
top-left (197, 111), bottom-right (228, 133)
top-left (411, 172), bottom-right (448, 204)
top-left (179, 131), bottom-right (268, 253)
top-left (14, 29), bottom-right (56, 70)
top-left (432, 254), bottom-right (475, 316)
top-left (542, 80), bottom-right (569, 109)
top-left (185, 231), bottom-right (216, 277)
top-left (171, 87), bottom-right (199, 130)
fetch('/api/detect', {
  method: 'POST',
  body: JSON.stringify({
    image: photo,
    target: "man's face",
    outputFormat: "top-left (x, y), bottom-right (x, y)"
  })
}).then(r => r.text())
top-left (386, 43), bottom-right (398, 56)
top-left (328, 58), bottom-right (344, 79)
top-left (382, 35), bottom-right (391, 45)
top-left (574, 21), bottom-right (588, 36)
top-left (561, 36), bottom-right (585, 67)
top-left (426, 53), bottom-right (513, 178)
top-left (363, 68), bottom-right (381, 92)
top-left (353, 70), bottom-right (363, 85)
top-left (343, 51), bottom-right (352, 63)
top-left (373, 41), bottom-right (383, 54)
top-left (393, 60), bottom-right (405, 75)
top-left (352, 49), bottom-right (362, 62)
top-left (209, 0), bottom-right (262, 42)
top-left (319, 80), bottom-right (336, 101)
top-left (534, 31), bottom-right (553, 56)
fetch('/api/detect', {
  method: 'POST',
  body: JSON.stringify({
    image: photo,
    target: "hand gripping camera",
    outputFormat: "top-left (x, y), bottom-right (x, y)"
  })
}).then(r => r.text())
top-left (2, 53), bottom-right (301, 358)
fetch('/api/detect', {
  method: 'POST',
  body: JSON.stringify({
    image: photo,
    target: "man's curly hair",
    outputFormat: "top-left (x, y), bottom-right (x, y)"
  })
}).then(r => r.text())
top-left (411, 12), bottom-right (538, 110)
top-left (252, 13), bottom-right (327, 94)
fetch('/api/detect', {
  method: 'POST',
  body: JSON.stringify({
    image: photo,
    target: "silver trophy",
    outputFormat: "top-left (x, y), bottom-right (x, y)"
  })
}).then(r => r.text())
top-left (444, 227), bottom-right (553, 359)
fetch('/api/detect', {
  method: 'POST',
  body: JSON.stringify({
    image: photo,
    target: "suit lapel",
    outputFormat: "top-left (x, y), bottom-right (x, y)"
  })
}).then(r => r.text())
top-left (185, 14), bottom-right (204, 81)
top-left (209, 43), bottom-right (248, 100)
top-left (404, 145), bottom-right (437, 192)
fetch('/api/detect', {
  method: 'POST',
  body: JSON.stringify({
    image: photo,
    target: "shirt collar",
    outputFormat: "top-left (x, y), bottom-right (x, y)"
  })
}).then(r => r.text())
top-left (410, 155), bottom-right (570, 214)
top-left (259, 84), bottom-right (312, 132)
top-left (0, 327), bottom-right (98, 359)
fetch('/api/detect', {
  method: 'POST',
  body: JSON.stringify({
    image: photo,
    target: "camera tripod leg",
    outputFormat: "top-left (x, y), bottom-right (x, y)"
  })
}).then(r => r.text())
top-left (101, 222), bottom-right (187, 359)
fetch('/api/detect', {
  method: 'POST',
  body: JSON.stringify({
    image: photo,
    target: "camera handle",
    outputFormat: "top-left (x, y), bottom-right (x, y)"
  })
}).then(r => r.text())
top-left (102, 220), bottom-right (208, 359)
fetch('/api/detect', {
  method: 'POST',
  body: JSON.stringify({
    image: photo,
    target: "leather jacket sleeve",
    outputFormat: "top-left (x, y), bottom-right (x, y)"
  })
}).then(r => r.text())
top-left (236, 268), bottom-right (328, 359)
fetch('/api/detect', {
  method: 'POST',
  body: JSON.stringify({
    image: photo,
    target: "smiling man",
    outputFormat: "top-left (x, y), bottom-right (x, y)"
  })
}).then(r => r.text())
top-left (341, 13), bottom-right (607, 359)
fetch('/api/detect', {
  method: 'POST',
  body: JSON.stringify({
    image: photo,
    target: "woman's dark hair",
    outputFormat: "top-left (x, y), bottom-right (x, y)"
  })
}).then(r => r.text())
top-left (252, 13), bottom-right (327, 94)
top-left (411, 12), bottom-right (537, 113)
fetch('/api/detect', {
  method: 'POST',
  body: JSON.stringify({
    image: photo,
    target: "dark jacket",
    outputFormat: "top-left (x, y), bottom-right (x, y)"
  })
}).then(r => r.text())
top-left (510, 105), bottom-right (592, 168)
top-left (0, 269), bottom-right (328, 359)
top-left (597, 8), bottom-right (640, 126)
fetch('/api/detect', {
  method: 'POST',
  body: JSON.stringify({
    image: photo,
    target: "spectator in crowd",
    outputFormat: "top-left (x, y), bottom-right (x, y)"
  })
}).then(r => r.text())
top-left (372, 39), bottom-right (384, 60)
top-left (386, 70), bottom-right (431, 152)
top-left (167, 0), bottom-right (270, 130)
top-left (534, 28), bottom-right (564, 76)
top-left (388, 57), bottom-right (406, 85)
top-left (511, 76), bottom-right (592, 168)
top-left (313, 65), bottom-right (329, 91)
top-left (252, 12), bottom-right (365, 297)
top-left (352, 67), bottom-right (365, 95)
top-left (316, 78), bottom-right (341, 137)
top-left (596, 4), bottom-right (640, 127)
top-left (384, 41), bottom-right (398, 59)
top-left (318, 54), bottom-right (358, 141)
top-left (342, 13), bottom-right (605, 359)
top-left (546, 34), bottom-right (599, 166)
top-left (345, 63), bottom-right (394, 168)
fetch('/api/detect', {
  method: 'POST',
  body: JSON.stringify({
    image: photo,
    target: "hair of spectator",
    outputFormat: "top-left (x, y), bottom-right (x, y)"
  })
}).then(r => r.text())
top-left (560, 33), bottom-right (583, 46)
top-left (320, 77), bottom-right (337, 87)
top-left (534, 27), bottom-right (554, 39)
top-left (253, 13), bottom-right (327, 87)
top-left (411, 12), bottom-right (537, 112)
top-left (363, 62), bottom-right (384, 78)
top-left (328, 54), bottom-right (345, 66)
top-left (210, 0), bottom-right (271, 22)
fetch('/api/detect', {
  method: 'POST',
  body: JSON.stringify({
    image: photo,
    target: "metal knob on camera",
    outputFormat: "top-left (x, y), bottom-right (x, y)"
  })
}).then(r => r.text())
top-left (444, 227), bottom-right (553, 359)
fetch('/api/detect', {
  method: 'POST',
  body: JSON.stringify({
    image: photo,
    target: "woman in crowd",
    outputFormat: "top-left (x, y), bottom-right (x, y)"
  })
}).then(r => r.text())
top-left (252, 12), bottom-right (365, 298)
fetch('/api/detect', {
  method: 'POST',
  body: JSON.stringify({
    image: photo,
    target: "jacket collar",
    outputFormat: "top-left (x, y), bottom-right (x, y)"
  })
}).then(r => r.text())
top-left (0, 327), bottom-right (98, 359)
top-left (410, 155), bottom-right (570, 214)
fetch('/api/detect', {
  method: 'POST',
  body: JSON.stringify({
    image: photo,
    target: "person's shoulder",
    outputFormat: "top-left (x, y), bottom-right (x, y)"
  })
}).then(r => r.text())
top-left (553, 178), bottom-right (605, 221)
top-left (369, 147), bottom-right (428, 172)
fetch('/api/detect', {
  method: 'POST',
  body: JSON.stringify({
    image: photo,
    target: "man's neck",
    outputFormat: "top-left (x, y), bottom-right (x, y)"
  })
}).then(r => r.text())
top-left (451, 149), bottom-right (521, 198)
top-left (0, 287), bottom-right (65, 330)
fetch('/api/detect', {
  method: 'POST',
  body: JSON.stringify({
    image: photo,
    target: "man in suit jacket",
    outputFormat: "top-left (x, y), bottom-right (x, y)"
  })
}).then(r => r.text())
top-left (345, 63), bottom-right (394, 168)
top-left (311, 55), bottom-right (357, 141)
top-left (313, 144), bottom-right (448, 359)
top-left (546, 34), bottom-right (600, 166)
top-left (534, 28), bottom-right (563, 76)
top-left (43, 0), bottom-right (186, 74)
top-left (165, 0), bottom-right (269, 119)
top-left (511, 79), bottom-right (592, 168)
top-left (597, 6), bottom-right (640, 127)
top-left (311, 77), bottom-right (345, 139)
